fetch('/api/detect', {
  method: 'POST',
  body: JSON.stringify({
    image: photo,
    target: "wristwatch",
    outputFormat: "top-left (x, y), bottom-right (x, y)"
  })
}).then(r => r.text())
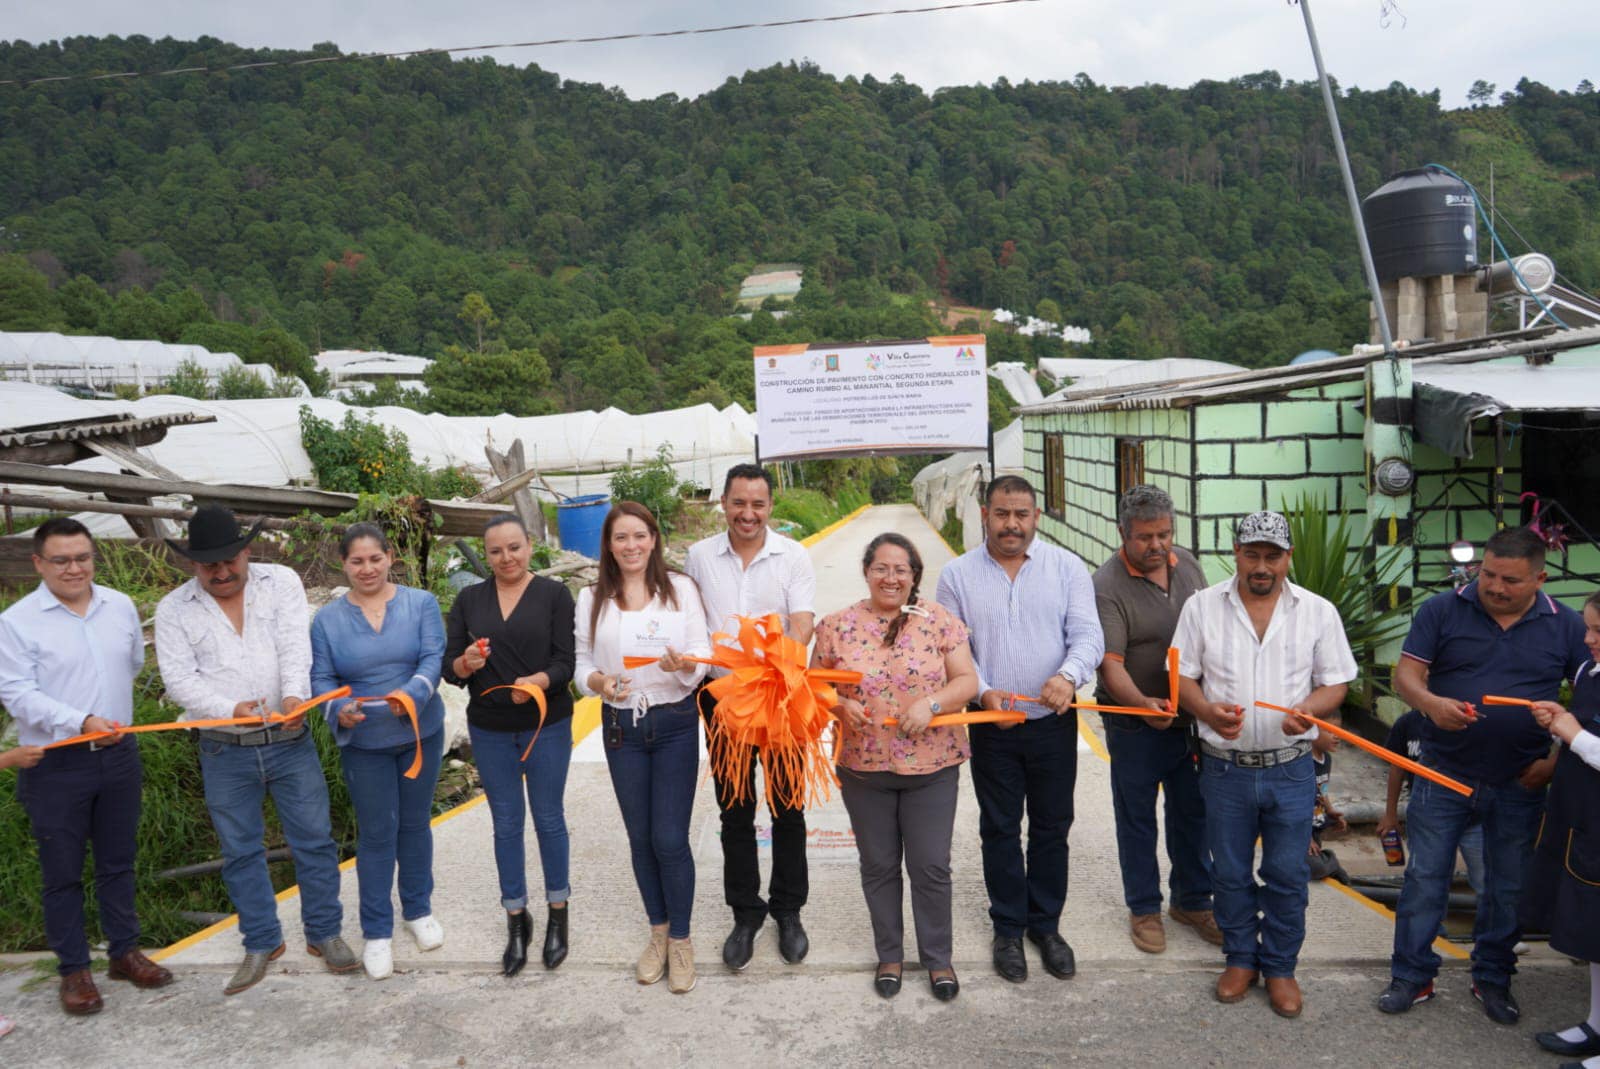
top-left (929, 700), bottom-right (942, 714)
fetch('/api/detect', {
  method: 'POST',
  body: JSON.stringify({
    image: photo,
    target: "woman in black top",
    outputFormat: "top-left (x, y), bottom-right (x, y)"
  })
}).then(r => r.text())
top-left (444, 515), bottom-right (576, 976)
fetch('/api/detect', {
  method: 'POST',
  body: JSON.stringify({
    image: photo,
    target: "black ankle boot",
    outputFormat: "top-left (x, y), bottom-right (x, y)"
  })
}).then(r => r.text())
top-left (502, 910), bottom-right (531, 977)
top-left (542, 904), bottom-right (569, 970)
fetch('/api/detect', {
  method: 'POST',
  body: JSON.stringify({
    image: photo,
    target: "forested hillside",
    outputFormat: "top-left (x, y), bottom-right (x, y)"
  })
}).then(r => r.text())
top-left (2, 36), bottom-right (1598, 414)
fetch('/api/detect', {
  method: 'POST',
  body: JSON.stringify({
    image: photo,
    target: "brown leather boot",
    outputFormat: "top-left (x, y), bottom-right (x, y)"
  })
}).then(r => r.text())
top-left (1215, 966), bottom-right (1259, 1004)
top-left (108, 949), bottom-right (175, 989)
top-left (59, 969), bottom-right (103, 1016)
top-left (1266, 976), bottom-right (1303, 1018)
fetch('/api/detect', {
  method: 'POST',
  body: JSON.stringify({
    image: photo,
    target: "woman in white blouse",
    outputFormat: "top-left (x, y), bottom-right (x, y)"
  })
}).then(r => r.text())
top-left (576, 501), bottom-right (709, 994)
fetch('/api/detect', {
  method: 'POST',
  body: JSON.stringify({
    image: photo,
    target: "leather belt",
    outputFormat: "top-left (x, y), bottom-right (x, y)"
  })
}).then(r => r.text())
top-left (197, 723), bottom-right (306, 747)
top-left (1201, 739), bottom-right (1312, 768)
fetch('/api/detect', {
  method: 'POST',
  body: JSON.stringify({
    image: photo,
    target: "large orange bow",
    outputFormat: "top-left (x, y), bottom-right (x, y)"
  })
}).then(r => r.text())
top-left (626, 613), bottom-right (860, 810)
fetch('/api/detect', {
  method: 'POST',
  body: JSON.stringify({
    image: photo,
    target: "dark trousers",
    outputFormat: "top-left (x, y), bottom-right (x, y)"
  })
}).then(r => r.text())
top-left (1104, 718), bottom-right (1212, 916)
top-left (970, 713), bottom-right (1078, 938)
top-left (17, 740), bottom-right (144, 975)
top-left (838, 764), bottom-right (960, 970)
top-left (699, 684), bottom-right (808, 925)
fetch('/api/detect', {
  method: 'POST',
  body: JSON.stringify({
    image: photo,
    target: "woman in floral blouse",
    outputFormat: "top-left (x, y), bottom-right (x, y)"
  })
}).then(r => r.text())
top-left (811, 532), bottom-right (978, 1002)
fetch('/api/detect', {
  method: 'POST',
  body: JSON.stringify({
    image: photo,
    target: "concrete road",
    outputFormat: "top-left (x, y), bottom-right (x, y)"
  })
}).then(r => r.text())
top-left (0, 505), bottom-right (1584, 1067)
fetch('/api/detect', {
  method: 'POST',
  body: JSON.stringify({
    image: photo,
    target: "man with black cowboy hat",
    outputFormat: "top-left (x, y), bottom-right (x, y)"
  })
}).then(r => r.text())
top-left (154, 504), bottom-right (357, 995)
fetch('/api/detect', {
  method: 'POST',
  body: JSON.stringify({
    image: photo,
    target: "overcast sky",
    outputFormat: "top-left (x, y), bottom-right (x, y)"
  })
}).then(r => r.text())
top-left (4, 1), bottom-right (1593, 108)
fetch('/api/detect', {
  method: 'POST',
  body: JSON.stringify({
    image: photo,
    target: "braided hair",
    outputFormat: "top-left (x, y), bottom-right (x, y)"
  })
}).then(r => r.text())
top-left (862, 532), bottom-right (925, 649)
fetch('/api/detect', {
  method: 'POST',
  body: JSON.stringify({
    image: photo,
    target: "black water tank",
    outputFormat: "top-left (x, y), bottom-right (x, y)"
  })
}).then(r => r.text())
top-left (1362, 169), bottom-right (1478, 281)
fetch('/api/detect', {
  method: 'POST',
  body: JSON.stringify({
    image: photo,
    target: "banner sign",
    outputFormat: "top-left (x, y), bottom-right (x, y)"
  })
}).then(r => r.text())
top-left (752, 336), bottom-right (988, 461)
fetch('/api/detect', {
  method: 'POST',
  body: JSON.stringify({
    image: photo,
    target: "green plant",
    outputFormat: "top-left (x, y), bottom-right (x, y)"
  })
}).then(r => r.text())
top-left (299, 405), bottom-right (481, 501)
top-left (1280, 492), bottom-right (1412, 707)
top-left (160, 357), bottom-right (212, 399)
top-left (608, 444), bottom-right (688, 536)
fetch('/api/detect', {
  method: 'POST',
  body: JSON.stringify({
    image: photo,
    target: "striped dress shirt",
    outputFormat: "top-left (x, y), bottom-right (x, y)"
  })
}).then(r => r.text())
top-left (934, 540), bottom-right (1104, 719)
top-left (1171, 577), bottom-right (1357, 751)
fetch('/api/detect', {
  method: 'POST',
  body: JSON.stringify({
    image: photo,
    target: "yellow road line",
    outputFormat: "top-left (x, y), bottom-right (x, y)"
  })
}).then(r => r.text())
top-left (1079, 716), bottom-right (1110, 762)
top-left (800, 504), bottom-right (870, 547)
top-left (1321, 870), bottom-right (1470, 960)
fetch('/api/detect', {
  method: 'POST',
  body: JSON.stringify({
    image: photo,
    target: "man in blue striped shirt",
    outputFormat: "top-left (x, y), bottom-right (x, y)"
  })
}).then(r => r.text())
top-left (935, 475), bottom-right (1104, 984)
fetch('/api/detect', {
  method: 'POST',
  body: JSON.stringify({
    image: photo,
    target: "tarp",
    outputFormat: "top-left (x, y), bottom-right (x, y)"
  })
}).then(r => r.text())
top-left (989, 362), bottom-right (1044, 406)
top-left (1412, 358), bottom-right (1600, 458)
top-left (0, 382), bottom-right (757, 504)
top-left (911, 419), bottom-right (1025, 550)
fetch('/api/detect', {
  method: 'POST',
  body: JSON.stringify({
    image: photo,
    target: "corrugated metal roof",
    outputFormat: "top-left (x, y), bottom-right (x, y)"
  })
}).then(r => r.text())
top-left (1019, 327), bottom-right (1600, 416)
top-left (0, 411), bottom-right (215, 448)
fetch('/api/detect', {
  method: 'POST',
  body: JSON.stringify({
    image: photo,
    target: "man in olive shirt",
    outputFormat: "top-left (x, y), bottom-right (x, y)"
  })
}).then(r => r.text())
top-left (1093, 485), bottom-right (1220, 954)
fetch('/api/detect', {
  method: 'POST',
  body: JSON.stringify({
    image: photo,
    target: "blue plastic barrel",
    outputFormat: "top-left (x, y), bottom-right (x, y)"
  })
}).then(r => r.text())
top-left (556, 494), bottom-right (611, 559)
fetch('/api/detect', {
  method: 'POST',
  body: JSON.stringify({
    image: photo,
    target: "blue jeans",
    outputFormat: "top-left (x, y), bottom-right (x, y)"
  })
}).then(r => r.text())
top-left (604, 696), bottom-right (699, 939)
top-left (470, 717), bottom-right (573, 910)
top-left (970, 713), bottom-right (1077, 938)
top-left (198, 730), bottom-right (345, 953)
top-left (1391, 774), bottom-right (1544, 988)
top-left (1105, 719), bottom-right (1212, 916)
top-left (342, 731), bottom-right (444, 938)
top-left (1199, 753), bottom-right (1315, 978)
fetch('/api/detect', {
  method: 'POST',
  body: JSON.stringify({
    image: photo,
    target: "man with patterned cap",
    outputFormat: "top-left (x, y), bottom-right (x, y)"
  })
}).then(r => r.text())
top-left (1171, 510), bottom-right (1357, 1018)
top-left (154, 505), bottom-right (356, 995)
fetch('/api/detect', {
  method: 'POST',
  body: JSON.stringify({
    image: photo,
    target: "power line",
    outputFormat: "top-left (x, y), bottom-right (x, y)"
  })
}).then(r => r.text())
top-left (1, 0), bottom-right (1043, 89)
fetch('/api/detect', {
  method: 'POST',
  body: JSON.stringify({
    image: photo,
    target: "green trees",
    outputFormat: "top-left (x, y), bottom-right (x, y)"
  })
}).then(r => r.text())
top-left (2, 38), bottom-right (1597, 394)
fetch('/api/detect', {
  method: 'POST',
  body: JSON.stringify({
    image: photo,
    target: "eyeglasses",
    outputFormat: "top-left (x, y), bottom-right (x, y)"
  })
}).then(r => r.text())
top-left (42, 554), bottom-right (94, 568)
top-left (867, 565), bottom-right (913, 579)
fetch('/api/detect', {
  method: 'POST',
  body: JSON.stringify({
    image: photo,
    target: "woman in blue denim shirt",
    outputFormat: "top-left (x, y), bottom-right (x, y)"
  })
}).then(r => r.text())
top-left (311, 523), bottom-right (447, 980)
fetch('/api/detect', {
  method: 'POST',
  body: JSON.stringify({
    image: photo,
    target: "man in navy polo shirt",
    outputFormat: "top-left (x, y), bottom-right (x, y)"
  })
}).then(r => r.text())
top-left (1378, 526), bottom-right (1588, 1024)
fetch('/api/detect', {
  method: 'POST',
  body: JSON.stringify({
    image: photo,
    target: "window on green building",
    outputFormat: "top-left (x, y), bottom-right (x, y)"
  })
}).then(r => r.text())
top-left (1116, 438), bottom-right (1146, 497)
top-left (1044, 433), bottom-right (1066, 518)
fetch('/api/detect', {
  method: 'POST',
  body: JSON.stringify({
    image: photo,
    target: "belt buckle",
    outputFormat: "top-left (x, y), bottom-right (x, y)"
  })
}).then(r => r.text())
top-left (87, 739), bottom-right (105, 752)
top-left (1237, 751), bottom-right (1264, 768)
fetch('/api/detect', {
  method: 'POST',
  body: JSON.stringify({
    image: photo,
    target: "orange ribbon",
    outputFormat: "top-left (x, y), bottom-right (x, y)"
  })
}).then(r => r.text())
top-left (1482, 695), bottom-right (1534, 707)
top-left (999, 691), bottom-right (1175, 720)
top-left (632, 614), bottom-right (861, 810)
top-left (879, 710), bottom-right (1027, 728)
top-left (481, 683), bottom-right (549, 762)
top-left (1168, 646), bottom-right (1181, 714)
top-left (44, 686), bottom-right (353, 750)
top-left (344, 691), bottom-right (424, 779)
top-left (1252, 700), bottom-right (1473, 798)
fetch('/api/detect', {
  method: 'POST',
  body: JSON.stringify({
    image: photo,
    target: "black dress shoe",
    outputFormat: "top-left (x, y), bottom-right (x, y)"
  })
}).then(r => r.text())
top-left (1027, 930), bottom-right (1077, 979)
top-left (775, 913), bottom-right (809, 964)
top-left (930, 969), bottom-right (960, 1002)
top-left (501, 910), bottom-right (531, 977)
top-left (1472, 982), bottom-right (1520, 1026)
top-left (542, 904), bottom-right (569, 970)
top-left (874, 964), bottom-right (902, 999)
top-left (1537, 1022), bottom-right (1600, 1057)
top-left (992, 936), bottom-right (1027, 982)
top-left (722, 921), bottom-right (761, 971)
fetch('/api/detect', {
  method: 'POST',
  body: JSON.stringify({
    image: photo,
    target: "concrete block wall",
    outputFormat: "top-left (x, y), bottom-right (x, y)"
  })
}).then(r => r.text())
top-left (1028, 381), bottom-right (1368, 581)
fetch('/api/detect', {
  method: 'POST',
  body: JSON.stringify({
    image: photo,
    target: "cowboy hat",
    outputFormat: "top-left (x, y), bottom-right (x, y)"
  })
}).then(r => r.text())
top-left (166, 505), bottom-right (265, 563)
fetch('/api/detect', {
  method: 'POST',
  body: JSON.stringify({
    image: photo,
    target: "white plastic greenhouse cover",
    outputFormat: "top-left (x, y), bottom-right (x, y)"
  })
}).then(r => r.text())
top-left (0, 382), bottom-right (757, 501)
top-left (911, 419), bottom-right (1025, 551)
top-left (1049, 358), bottom-right (1243, 399)
top-left (988, 362), bottom-right (1044, 406)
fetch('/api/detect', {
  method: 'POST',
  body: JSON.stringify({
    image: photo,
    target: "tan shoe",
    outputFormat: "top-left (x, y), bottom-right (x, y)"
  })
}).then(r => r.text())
top-left (1130, 912), bottom-right (1165, 954)
top-left (1266, 976), bottom-right (1302, 1018)
top-left (1215, 966), bottom-right (1259, 1004)
top-left (637, 928), bottom-right (668, 985)
top-left (667, 937), bottom-right (696, 994)
top-left (1169, 907), bottom-right (1225, 947)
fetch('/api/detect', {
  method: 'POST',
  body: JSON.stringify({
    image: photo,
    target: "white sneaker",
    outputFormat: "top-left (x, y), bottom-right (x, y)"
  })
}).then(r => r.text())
top-left (363, 938), bottom-right (393, 980)
top-left (405, 915), bottom-right (445, 952)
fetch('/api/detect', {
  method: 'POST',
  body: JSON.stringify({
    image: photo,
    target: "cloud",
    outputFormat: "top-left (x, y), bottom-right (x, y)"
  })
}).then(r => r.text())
top-left (2, 0), bottom-right (1592, 106)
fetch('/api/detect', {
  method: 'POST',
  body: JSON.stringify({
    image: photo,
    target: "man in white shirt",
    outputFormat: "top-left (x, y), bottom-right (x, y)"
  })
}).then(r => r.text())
top-left (0, 519), bottom-right (173, 1016)
top-left (154, 506), bottom-right (356, 996)
top-left (684, 464), bottom-right (816, 971)
top-left (1172, 511), bottom-right (1357, 1020)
